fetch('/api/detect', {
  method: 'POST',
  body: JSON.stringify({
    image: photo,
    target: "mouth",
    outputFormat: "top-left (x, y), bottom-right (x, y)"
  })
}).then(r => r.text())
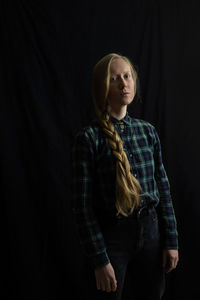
top-left (121, 92), bottom-right (130, 96)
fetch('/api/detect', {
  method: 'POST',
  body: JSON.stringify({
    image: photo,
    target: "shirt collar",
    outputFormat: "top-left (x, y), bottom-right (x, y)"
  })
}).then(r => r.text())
top-left (110, 112), bottom-right (132, 125)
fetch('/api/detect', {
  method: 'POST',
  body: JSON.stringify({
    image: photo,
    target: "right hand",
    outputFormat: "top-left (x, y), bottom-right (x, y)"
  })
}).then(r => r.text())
top-left (95, 263), bottom-right (117, 293)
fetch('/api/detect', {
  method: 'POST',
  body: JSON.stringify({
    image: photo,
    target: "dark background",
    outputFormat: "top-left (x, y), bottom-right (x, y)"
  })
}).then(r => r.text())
top-left (1, 0), bottom-right (200, 299)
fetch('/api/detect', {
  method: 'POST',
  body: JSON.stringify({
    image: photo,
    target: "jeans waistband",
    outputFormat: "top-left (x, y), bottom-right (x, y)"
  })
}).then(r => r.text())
top-left (116, 203), bottom-right (156, 221)
top-left (98, 203), bottom-right (156, 228)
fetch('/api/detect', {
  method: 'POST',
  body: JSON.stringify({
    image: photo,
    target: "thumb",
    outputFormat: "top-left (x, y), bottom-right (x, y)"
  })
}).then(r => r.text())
top-left (111, 279), bottom-right (117, 292)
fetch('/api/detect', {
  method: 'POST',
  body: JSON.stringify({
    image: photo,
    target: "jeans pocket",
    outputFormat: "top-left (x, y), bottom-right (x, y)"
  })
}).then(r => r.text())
top-left (143, 209), bottom-right (160, 241)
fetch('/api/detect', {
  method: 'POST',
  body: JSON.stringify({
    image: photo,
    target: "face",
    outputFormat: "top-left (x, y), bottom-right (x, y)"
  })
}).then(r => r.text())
top-left (107, 58), bottom-right (135, 111)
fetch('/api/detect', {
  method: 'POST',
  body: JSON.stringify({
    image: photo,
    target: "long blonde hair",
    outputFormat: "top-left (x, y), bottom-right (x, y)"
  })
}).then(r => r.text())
top-left (92, 53), bottom-right (142, 216)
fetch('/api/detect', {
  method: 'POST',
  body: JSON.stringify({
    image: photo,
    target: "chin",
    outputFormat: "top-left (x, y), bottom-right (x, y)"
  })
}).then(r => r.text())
top-left (121, 98), bottom-right (133, 105)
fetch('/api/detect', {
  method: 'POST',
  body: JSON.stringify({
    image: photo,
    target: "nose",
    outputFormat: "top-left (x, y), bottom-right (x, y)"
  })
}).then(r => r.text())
top-left (118, 77), bottom-right (127, 89)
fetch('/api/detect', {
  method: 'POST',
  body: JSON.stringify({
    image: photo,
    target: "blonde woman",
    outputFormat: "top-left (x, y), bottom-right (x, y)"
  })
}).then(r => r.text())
top-left (72, 53), bottom-right (179, 300)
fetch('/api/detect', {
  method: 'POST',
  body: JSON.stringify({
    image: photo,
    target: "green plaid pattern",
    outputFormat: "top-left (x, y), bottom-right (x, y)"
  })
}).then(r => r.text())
top-left (72, 113), bottom-right (178, 268)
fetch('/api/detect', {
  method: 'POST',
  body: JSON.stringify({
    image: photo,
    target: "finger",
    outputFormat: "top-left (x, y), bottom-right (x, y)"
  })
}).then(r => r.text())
top-left (166, 265), bottom-right (173, 273)
top-left (164, 256), bottom-right (171, 273)
top-left (171, 255), bottom-right (179, 268)
top-left (96, 279), bottom-right (101, 290)
top-left (111, 279), bottom-right (117, 292)
top-left (103, 278), bottom-right (111, 293)
top-left (100, 281), bottom-right (106, 292)
top-left (165, 262), bottom-right (173, 273)
top-left (96, 278), bottom-right (105, 291)
top-left (175, 257), bottom-right (179, 267)
top-left (173, 257), bottom-right (179, 269)
top-left (166, 258), bottom-right (177, 273)
top-left (105, 279), bottom-right (117, 293)
top-left (172, 258), bottom-right (176, 269)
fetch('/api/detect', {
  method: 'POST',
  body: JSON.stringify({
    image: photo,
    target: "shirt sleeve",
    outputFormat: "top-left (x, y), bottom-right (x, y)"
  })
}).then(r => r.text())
top-left (152, 127), bottom-right (179, 249)
top-left (71, 130), bottom-right (110, 269)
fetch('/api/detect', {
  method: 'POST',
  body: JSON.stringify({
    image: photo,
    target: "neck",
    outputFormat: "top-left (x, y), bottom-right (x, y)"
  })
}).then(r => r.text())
top-left (107, 105), bottom-right (127, 120)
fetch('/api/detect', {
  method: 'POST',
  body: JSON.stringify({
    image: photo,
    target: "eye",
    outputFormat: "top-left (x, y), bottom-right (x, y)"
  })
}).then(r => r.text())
top-left (110, 76), bottom-right (117, 82)
top-left (124, 73), bottom-right (131, 79)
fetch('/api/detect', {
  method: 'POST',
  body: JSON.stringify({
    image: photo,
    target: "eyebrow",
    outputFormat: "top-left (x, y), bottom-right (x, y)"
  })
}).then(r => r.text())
top-left (110, 70), bottom-right (131, 76)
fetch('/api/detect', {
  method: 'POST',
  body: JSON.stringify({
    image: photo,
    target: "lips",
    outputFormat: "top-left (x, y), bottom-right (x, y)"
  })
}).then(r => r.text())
top-left (121, 92), bottom-right (129, 96)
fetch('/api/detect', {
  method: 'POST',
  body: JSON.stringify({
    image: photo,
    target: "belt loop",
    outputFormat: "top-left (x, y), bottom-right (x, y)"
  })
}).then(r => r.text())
top-left (136, 204), bottom-right (155, 219)
top-left (137, 206), bottom-right (146, 219)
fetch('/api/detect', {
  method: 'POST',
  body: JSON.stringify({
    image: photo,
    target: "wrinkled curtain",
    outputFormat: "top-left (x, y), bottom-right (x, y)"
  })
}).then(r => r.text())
top-left (1, 0), bottom-right (200, 299)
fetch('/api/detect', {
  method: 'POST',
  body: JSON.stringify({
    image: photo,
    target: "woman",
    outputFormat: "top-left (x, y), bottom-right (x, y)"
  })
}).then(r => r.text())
top-left (72, 53), bottom-right (179, 300)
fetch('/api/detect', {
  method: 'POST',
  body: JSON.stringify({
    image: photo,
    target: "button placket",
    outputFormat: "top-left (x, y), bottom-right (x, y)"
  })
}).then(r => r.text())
top-left (118, 121), bottom-right (125, 133)
top-left (116, 123), bottom-right (138, 180)
top-left (126, 148), bottom-right (138, 179)
top-left (116, 122), bottom-right (126, 137)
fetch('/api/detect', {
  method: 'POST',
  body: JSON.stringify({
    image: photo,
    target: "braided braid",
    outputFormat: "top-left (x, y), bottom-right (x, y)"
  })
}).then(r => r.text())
top-left (98, 113), bottom-right (142, 216)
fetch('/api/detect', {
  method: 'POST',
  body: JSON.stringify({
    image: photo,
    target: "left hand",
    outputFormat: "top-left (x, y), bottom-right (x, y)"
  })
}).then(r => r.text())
top-left (162, 249), bottom-right (179, 273)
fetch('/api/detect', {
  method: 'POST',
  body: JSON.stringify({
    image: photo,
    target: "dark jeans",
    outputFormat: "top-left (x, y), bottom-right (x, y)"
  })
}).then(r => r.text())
top-left (85, 206), bottom-right (165, 300)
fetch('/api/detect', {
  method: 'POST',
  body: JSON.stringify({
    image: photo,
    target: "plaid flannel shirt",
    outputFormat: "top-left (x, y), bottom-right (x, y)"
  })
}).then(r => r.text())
top-left (72, 113), bottom-right (178, 269)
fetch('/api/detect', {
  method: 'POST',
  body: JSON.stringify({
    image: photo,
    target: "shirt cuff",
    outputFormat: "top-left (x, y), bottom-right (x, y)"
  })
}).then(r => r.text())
top-left (162, 236), bottom-right (179, 250)
top-left (90, 250), bottom-right (110, 269)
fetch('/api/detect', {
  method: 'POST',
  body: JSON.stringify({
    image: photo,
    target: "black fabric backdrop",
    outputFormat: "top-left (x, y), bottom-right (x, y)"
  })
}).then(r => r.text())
top-left (1, 0), bottom-right (200, 299)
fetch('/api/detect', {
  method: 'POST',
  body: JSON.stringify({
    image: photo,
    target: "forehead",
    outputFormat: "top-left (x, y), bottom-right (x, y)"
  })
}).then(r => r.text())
top-left (109, 58), bottom-right (131, 74)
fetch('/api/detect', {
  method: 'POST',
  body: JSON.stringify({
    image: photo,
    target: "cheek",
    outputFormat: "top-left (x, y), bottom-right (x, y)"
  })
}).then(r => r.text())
top-left (130, 81), bottom-right (136, 95)
top-left (108, 86), bottom-right (117, 98)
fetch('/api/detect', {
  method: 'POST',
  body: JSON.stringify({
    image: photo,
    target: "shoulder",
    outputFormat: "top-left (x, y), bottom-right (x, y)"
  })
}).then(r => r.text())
top-left (129, 116), bottom-right (156, 133)
top-left (128, 116), bottom-right (159, 146)
top-left (73, 120), bottom-right (103, 146)
top-left (132, 117), bottom-right (154, 127)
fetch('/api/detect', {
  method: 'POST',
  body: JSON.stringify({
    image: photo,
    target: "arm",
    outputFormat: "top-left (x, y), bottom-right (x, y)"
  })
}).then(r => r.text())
top-left (153, 128), bottom-right (178, 249)
top-left (71, 130), bottom-right (110, 269)
top-left (153, 128), bottom-right (179, 271)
